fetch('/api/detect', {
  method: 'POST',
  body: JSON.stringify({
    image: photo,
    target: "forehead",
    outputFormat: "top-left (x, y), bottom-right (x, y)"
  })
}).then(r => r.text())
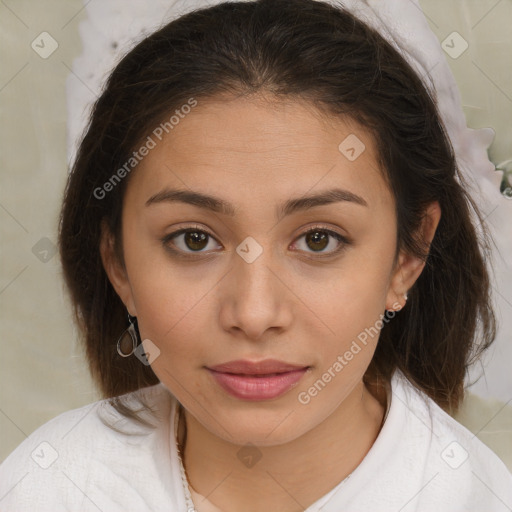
top-left (126, 94), bottom-right (393, 214)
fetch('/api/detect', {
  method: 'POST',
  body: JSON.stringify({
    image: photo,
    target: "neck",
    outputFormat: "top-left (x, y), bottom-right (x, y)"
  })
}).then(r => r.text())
top-left (179, 380), bottom-right (386, 512)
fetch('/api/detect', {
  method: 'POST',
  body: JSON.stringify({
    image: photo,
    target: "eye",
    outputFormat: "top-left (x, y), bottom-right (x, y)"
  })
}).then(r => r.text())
top-left (291, 226), bottom-right (350, 256)
top-left (162, 224), bottom-right (350, 258)
top-left (162, 226), bottom-right (221, 255)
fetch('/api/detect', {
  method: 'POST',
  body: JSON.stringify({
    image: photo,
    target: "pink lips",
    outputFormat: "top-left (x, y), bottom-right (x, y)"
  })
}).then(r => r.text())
top-left (207, 359), bottom-right (310, 401)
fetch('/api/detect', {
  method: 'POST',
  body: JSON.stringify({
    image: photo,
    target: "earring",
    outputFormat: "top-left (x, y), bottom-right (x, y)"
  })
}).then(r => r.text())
top-left (116, 313), bottom-right (140, 357)
top-left (388, 292), bottom-right (408, 312)
top-left (396, 292), bottom-right (409, 311)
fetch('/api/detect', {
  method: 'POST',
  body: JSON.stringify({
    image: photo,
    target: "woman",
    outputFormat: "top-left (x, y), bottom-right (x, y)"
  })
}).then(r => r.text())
top-left (1, 0), bottom-right (511, 510)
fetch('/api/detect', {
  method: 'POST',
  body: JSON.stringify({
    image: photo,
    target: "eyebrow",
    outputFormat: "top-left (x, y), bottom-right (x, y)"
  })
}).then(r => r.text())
top-left (145, 187), bottom-right (368, 220)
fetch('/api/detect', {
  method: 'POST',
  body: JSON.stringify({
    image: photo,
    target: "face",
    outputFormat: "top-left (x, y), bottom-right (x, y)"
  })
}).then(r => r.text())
top-left (103, 94), bottom-right (424, 446)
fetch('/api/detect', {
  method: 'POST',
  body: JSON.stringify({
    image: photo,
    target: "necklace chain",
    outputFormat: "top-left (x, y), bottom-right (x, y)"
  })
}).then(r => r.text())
top-left (175, 403), bottom-right (198, 512)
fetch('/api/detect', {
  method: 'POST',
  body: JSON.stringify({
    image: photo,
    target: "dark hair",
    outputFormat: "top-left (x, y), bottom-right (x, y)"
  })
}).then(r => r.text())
top-left (58, 0), bottom-right (496, 428)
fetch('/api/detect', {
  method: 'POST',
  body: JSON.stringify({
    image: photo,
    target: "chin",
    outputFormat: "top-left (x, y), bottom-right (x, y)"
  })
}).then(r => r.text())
top-left (204, 406), bottom-right (313, 448)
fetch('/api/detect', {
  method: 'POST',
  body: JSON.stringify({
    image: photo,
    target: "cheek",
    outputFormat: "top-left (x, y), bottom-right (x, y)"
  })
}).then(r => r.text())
top-left (134, 291), bottom-right (212, 397)
top-left (124, 258), bottom-right (225, 391)
top-left (308, 238), bottom-right (396, 371)
top-left (318, 249), bottom-right (394, 328)
top-left (131, 278), bottom-right (214, 359)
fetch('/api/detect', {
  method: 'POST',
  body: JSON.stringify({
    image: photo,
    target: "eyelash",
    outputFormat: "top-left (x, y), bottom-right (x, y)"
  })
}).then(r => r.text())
top-left (161, 224), bottom-right (351, 259)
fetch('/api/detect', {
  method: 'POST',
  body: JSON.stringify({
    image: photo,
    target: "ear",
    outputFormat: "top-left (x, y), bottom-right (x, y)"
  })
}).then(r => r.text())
top-left (385, 201), bottom-right (441, 310)
top-left (99, 220), bottom-right (137, 316)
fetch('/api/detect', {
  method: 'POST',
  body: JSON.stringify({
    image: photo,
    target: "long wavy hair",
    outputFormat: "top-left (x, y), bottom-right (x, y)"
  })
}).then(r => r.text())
top-left (58, 0), bottom-right (496, 428)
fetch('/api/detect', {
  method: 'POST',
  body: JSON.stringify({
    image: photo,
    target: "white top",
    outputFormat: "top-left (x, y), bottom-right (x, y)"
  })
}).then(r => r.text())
top-left (1, 369), bottom-right (511, 511)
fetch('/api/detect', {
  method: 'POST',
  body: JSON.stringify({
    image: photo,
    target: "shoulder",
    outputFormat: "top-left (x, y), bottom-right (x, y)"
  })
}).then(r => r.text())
top-left (0, 383), bottom-right (178, 512)
top-left (392, 370), bottom-right (512, 509)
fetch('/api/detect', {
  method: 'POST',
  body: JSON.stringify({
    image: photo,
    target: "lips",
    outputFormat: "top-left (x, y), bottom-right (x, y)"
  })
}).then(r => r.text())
top-left (206, 359), bottom-right (310, 400)
top-left (207, 359), bottom-right (309, 375)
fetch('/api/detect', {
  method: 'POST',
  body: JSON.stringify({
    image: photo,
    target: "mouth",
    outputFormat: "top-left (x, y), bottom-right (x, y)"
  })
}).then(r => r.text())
top-left (206, 359), bottom-right (310, 401)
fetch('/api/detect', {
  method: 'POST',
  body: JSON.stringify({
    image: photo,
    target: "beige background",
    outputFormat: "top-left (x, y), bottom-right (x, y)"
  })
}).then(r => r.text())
top-left (1, 0), bottom-right (511, 469)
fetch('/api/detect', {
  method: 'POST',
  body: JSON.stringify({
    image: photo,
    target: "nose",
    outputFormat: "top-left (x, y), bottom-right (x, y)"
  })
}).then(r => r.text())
top-left (218, 241), bottom-right (293, 341)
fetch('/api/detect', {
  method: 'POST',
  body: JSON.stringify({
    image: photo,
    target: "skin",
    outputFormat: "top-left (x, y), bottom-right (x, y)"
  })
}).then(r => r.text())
top-left (101, 93), bottom-right (441, 512)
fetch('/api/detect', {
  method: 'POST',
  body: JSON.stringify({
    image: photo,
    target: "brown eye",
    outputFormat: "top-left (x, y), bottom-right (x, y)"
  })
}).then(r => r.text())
top-left (162, 228), bottom-right (221, 254)
top-left (292, 227), bottom-right (349, 256)
top-left (183, 230), bottom-right (209, 251)
top-left (305, 230), bottom-right (329, 252)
